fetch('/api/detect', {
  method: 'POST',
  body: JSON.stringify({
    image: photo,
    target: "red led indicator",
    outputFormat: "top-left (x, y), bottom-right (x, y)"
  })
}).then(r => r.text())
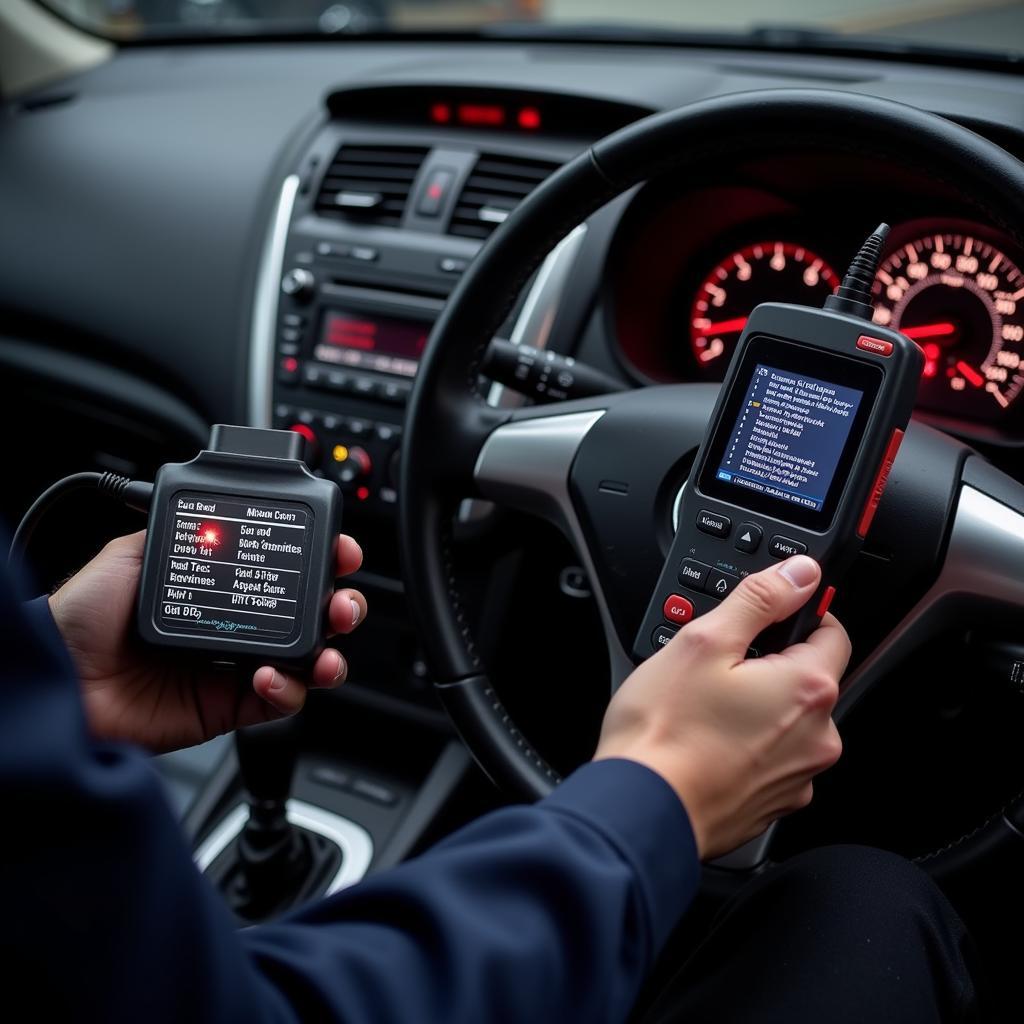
top-left (427, 181), bottom-right (444, 200)
top-left (356, 486), bottom-right (370, 501)
top-left (281, 356), bottom-right (298, 373)
top-left (922, 342), bottom-right (941, 379)
top-left (196, 524), bottom-right (220, 547)
top-left (430, 103), bottom-right (452, 124)
top-left (457, 104), bottom-right (505, 127)
top-left (517, 106), bottom-right (541, 130)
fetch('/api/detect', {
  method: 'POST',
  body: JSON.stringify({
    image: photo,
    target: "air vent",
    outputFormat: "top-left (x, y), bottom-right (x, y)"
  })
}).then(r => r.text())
top-left (449, 153), bottom-right (559, 240)
top-left (315, 144), bottom-right (429, 227)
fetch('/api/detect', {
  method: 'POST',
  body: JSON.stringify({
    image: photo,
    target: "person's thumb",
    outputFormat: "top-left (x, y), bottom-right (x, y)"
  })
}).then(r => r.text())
top-left (698, 555), bottom-right (821, 657)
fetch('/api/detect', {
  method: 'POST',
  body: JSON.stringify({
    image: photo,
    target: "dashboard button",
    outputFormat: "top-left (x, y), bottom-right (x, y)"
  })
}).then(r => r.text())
top-left (346, 418), bottom-right (371, 438)
top-left (281, 327), bottom-right (303, 344)
top-left (302, 364), bottom-right (327, 388)
top-left (705, 569), bottom-right (740, 598)
top-left (439, 256), bottom-right (469, 274)
top-left (651, 624), bottom-right (679, 650)
top-left (769, 535), bottom-right (808, 558)
top-left (325, 370), bottom-right (348, 392)
top-left (349, 246), bottom-right (378, 262)
top-left (417, 168), bottom-right (454, 217)
top-left (282, 313), bottom-right (306, 328)
top-left (277, 356), bottom-right (300, 385)
top-left (352, 377), bottom-right (379, 398)
top-left (697, 509), bottom-right (730, 537)
top-left (374, 423), bottom-right (401, 443)
top-left (735, 523), bottom-right (762, 553)
top-left (662, 594), bottom-right (694, 625)
top-left (382, 380), bottom-right (412, 403)
top-left (677, 558), bottom-right (711, 591)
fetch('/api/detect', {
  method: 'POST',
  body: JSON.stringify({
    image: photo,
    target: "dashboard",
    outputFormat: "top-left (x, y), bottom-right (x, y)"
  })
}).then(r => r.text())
top-left (3, 39), bottom-right (1024, 712)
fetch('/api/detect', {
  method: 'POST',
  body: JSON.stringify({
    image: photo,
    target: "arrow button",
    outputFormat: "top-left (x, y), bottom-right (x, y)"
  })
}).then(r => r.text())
top-left (734, 522), bottom-right (762, 553)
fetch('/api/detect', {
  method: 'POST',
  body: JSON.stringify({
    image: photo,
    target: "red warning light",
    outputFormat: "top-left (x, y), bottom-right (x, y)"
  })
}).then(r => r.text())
top-left (356, 486), bottom-right (370, 501)
top-left (197, 525), bottom-right (220, 547)
top-left (517, 106), bottom-right (541, 130)
top-left (457, 104), bottom-right (505, 127)
top-left (430, 103), bottom-right (452, 124)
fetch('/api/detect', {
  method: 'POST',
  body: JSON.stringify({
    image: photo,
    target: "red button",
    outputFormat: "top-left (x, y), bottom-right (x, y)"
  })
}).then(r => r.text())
top-left (856, 335), bottom-right (894, 357)
top-left (815, 585), bottom-right (836, 618)
top-left (856, 428), bottom-right (905, 538)
top-left (663, 594), bottom-right (694, 625)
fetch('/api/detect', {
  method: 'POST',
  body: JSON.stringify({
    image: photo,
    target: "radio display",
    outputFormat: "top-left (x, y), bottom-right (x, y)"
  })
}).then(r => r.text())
top-left (314, 309), bottom-right (429, 378)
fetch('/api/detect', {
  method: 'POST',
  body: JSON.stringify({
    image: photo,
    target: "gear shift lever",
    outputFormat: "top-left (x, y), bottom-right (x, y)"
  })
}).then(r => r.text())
top-left (205, 715), bottom-right (343, 921)
top-left (232, 718), bottom-right (313, 918)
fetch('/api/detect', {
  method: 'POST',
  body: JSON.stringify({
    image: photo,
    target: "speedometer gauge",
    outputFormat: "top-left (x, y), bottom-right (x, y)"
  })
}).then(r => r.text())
top-left (690, 242), bottom-right (839, 371)
top-left (872, 232), bottom-right (1024, 417)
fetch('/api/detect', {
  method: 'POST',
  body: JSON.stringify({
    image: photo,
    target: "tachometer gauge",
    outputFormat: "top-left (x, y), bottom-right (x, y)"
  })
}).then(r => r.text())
top-left (690, 242), bottom-right (839, 371)
top-left (872, 232), bottom-right (1024, 417)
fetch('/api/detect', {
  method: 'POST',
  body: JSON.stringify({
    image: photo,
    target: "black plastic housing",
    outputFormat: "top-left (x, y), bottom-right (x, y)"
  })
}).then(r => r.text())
top-left (137, 426), bottom-right (342, 667)
top-left (633, 302), bottom-right (923, 660)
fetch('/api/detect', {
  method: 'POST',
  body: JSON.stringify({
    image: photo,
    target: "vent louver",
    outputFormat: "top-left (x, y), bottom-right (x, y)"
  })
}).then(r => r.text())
top-left (314, 144), bottom-right (429, 226)
top-left (449, 153), bottom-right (559, 240)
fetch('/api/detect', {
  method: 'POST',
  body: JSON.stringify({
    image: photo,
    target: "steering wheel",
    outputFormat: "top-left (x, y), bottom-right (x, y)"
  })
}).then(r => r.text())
top-left (399, 89), bottom-right (1024, 872)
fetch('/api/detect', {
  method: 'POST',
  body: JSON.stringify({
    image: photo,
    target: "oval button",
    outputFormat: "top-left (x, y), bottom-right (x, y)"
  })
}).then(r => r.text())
top-left (662, 594), bottom-right (695, 625)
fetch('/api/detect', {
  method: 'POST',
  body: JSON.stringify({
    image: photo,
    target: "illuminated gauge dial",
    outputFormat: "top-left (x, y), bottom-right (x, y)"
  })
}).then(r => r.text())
top-left (690, 242), bottom-right (840, 371)
top-left (873, 233), bottom-right (1024, 416)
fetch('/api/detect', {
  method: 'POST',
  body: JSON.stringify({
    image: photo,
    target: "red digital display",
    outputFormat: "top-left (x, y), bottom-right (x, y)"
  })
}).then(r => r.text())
top-left (427, 100), bottom-right (542, 132)
top-left (315, 310), bottom-right (428, 378)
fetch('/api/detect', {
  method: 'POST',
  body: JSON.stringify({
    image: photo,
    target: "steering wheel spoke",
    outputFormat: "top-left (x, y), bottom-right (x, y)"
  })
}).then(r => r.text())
top-left (474, 406), bottom-right (637, 685)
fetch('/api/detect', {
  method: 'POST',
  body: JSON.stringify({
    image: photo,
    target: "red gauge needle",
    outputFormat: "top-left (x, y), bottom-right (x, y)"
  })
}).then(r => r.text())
top-left (700, 316), bottom-right (748, 334)
top-left (902, 322), bottom-right (957, 340)
top-left (956, 361), bottom-right (984, 388)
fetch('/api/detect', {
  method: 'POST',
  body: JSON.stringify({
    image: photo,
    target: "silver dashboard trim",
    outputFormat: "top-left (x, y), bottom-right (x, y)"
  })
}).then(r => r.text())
top-left (194, 798), bottom-right (374, 896)
top-left (249, 174), bottom-right (300, 429)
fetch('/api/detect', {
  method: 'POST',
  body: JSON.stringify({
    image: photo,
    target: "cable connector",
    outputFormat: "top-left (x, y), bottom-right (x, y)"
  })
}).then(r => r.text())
top-left (97, 472), bottom-right (154, 514)
top-left (824, 223), bottom-right (890, 322)
top-left (9, 472), bottom-right (153, 571)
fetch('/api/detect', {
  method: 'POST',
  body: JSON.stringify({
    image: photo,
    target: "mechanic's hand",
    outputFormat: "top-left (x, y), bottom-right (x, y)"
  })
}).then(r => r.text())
top-left (48, 531), bottom-right (366, 753)
top-left (595, 555), bottom-right (849, 860)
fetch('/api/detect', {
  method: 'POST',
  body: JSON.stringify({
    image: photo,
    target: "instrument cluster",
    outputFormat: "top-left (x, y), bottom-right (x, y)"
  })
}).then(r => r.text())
top-left (613, 198), bottom-right (1024, 435)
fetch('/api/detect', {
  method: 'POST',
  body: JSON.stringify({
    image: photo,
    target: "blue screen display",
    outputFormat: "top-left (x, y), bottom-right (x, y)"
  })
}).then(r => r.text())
top-left (715, 364), bottom-right (864, 513)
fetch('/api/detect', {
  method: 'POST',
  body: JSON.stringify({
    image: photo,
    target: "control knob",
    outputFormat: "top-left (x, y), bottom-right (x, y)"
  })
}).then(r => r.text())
top-left (281, 267), bottom-right (315, 303)
top-left (332, 445), bottom-right (373, 486)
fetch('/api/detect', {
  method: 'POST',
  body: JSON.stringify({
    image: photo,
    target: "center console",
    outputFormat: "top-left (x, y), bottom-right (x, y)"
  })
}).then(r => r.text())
top-left (193, 89), bottom-right (613, 911)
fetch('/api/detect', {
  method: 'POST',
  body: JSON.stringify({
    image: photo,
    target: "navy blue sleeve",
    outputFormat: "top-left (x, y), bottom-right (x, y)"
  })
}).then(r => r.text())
top-left (5, 568), bottom-right (699, 1024)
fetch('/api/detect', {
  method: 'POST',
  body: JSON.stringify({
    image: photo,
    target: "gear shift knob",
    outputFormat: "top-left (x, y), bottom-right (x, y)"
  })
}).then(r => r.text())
top-left (236, 717), bottom-right (299, 804)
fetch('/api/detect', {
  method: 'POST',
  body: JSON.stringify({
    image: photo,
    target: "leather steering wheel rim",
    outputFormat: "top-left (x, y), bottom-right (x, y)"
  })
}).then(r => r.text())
top-left (398, 88), bottom-right (1024, 808)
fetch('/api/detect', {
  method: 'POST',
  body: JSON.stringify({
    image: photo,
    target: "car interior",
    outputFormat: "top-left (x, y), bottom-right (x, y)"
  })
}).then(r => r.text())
top-left (3, 0), bottom-right (1024, 1015)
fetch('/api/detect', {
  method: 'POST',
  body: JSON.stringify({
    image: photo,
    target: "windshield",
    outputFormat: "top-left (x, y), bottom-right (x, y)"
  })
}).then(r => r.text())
top-left (42, 0), bottom-right (1024, 59)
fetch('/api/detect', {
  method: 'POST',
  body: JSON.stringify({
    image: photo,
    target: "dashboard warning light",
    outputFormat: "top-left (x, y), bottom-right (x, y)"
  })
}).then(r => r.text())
top-left (517, 106), bottom-right (541, 130)
top-left (332, 444), bottom-right (349, 463)
top-left (430, 103), bottom-right (452, 124)
top-left (356, 486), bottom-right (370, 501)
